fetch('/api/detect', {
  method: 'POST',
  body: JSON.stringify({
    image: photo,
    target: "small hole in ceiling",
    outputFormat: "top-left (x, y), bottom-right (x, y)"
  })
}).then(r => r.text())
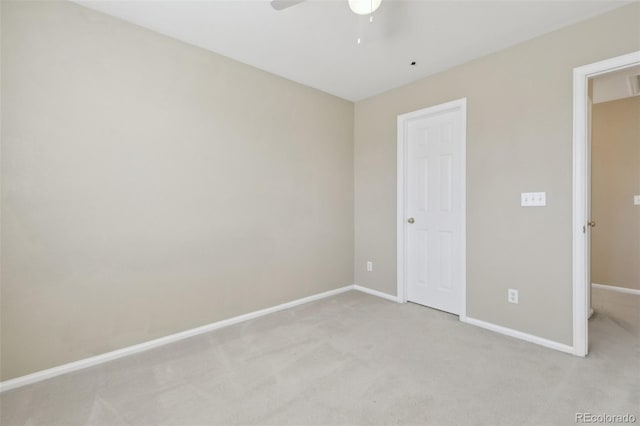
top-left (410, 61), bottom-right (417, 66)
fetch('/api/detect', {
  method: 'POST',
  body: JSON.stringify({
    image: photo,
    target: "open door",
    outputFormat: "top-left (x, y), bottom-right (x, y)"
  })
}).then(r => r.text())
top-left (572, 50), bottom-right (640, 357)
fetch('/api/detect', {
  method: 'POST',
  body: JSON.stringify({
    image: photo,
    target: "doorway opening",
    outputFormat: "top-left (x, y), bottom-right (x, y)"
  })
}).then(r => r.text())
top-left (572, 51), bottom-right (640, 357)
top-left (588, 65), bottom-right (640, 350)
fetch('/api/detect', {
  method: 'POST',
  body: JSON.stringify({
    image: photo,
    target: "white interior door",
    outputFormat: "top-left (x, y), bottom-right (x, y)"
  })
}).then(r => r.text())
top-left (403, 101), bottom-right (465, 315)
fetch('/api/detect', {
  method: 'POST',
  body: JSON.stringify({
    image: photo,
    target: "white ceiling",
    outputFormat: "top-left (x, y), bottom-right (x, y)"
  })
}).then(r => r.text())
top-left (75, 0), bottom-right (630, 101)
top-left (592, 65), bottom-right (640, 104)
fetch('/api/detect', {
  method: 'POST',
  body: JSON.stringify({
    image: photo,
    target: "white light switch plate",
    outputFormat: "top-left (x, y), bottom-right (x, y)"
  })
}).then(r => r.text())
top-left (521, 192), bottom-right (546, 207)
top-left (634, 195), bottom-right (640, 205)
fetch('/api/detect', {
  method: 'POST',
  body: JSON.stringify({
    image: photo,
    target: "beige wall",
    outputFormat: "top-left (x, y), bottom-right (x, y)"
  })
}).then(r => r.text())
top-left (2, 0), bottom-right (639, 382)
top-left (591, 96), bottom-right (640, 290)
top-left (354, 4), bottom-right (640, 345)
top-left (1, 1), bottom-right (354, 380)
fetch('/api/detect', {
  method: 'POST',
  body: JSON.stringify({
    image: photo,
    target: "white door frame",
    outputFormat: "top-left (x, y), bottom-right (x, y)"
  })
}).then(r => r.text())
top-left (572, 51), bottom-right (640, 357)
top-left (397, 97), bottom-right (467, 320)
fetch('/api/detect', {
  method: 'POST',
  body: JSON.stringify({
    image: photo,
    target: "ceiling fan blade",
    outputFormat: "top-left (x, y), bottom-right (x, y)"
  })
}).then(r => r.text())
top-left (271, 0), bottom-right (306, 11)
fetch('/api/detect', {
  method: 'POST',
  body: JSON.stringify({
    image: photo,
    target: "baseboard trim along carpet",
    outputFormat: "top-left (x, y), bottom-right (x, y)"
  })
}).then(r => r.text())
top-left (461, 317), bottom-right (575, 355)
top-left (592, 283), bottom-right (640, 296)
top-left (2, 285), bottom-right (578, 392)
top-left (353, 285), bottom-right (401, 303)
top-left (0, 285), bottom-right (358, 393)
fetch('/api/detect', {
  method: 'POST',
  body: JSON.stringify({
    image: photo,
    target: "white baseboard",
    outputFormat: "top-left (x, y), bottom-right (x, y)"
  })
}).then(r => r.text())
top-left (6, 285), bottom-right (570, 392)
top-left (592, 283), bottom-right (640, 296)
top-left (353, 285), bottom-right (400, 303)
top-left (461, 316), bottom-right (575, 355)
top-left (0, 285), bottom-right (354, 393)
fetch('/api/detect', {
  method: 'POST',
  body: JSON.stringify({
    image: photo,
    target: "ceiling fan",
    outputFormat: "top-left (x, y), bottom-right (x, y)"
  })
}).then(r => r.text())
top-left (271, 0), bottom-right (382, 15)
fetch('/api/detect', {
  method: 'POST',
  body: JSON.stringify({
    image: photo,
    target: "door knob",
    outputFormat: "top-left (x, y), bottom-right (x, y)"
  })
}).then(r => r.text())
top-left (588, 220), bottom-right (596, 228)
top-left (408, 217), bottom-right (415, 224)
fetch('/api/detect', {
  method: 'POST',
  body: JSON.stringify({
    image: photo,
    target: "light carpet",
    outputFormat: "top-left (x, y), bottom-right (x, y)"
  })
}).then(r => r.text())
top-left (1, 287), bottom-right (638, 425)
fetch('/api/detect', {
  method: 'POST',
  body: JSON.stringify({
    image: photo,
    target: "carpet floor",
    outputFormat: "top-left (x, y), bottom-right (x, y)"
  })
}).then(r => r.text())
top-left (1, 287), bottom-right (638, 425)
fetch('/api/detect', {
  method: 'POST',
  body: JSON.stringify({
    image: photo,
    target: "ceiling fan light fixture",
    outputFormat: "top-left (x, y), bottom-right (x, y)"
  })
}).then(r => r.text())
top-left (348, 0), bottom-right (381, 15)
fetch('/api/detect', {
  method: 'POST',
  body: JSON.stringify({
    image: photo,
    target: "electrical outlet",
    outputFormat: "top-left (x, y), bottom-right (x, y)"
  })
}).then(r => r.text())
top-left (366, 261), bottom-right (373, 272)
top-left (508, 288), bottom-right (519, 304)
top-left (634, 195), bottom-right (640, 205)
